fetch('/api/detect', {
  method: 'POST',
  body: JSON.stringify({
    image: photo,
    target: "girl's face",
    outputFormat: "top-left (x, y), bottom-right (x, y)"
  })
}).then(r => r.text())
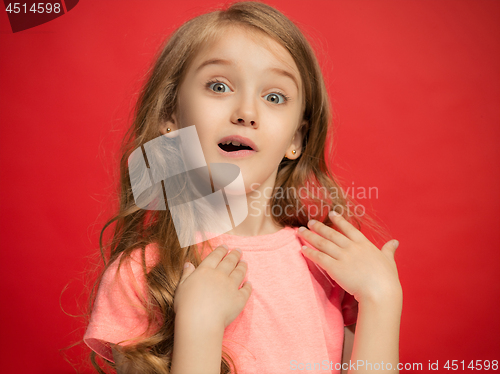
top-left (162, 26), bottom-right (306, 193)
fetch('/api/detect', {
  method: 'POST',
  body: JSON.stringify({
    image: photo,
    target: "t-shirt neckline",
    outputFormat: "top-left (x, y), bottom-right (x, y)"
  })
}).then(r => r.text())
top-left (202, 226), bottom-right (299, 251)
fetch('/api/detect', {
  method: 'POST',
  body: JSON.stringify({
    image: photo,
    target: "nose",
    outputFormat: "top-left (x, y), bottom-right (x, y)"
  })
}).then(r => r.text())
top-left (236, 118), bottom-right (256, 128)
top-left (231, 96), bottom-right (258, 129)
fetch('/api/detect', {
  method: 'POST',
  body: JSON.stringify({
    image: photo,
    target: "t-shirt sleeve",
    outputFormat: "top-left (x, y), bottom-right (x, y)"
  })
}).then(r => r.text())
top-left (83, 245), bottom-right (161, 363)
top-left (341, 291), bottom-right (358, 326)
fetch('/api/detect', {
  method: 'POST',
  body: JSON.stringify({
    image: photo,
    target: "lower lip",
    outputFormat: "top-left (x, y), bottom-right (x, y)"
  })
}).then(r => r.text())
top-left (217, 145), bottom-right (257, 158)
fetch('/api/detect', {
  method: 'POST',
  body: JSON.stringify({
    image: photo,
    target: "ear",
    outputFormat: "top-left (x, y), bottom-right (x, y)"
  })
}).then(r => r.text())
top-left (159, 112), bottom-right (178, 135)
top-left (285, 120), bottom-right (307, 159)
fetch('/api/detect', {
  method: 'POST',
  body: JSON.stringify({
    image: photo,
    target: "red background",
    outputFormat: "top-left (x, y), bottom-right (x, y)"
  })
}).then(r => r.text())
top-left (0, 0), bottom-right (498, 372)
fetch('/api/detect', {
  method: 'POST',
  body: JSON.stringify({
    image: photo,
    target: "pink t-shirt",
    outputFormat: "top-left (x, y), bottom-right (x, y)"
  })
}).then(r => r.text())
top-left (84, 226), bottom-right (358, 373)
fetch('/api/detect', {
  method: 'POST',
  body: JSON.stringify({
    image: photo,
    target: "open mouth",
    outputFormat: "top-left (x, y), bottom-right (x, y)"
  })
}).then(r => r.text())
top-left (218, 141), bottom-right (254, 152)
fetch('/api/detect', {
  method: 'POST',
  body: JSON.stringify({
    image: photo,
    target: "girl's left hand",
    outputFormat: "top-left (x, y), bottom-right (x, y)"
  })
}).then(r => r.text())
top-left (298, 211), bottom-right (402, 304)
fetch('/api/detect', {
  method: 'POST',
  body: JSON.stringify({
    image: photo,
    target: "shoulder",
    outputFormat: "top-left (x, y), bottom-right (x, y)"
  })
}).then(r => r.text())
top-left (103, 243), bottom-right (161, 281)
top-left (97, 243), bottom-right (161, 302)
top-left (121, 242), bottom-right (161, 271)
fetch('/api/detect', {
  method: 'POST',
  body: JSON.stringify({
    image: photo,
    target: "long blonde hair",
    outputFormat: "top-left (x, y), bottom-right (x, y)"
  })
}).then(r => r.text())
top-left (88, 1), bottom-right (390, 372)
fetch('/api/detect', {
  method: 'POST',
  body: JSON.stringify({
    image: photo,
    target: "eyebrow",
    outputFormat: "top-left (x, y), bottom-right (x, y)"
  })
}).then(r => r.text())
top-left (195, 58), bottom-right (300, 90)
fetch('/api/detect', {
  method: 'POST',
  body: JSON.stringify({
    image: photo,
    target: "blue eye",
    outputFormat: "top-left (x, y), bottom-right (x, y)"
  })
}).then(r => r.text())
top-left (206, 79), bottom-right (290, 105)
top-left (209, 81), bottom-right (230, 93)
top-left (264, 93), bottom-right (287, 105)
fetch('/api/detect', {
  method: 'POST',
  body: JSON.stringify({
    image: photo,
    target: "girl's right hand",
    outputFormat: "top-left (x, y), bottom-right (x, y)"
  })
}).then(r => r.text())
top-left (173, 245), bottom-right (252, 329)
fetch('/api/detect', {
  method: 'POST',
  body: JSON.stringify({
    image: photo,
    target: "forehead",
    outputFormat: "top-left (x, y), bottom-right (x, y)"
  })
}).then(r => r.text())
top-left (189, 25), bottom-right (301, 87)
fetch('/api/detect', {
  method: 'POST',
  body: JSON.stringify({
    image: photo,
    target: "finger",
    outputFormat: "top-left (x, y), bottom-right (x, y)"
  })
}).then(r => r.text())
top-left (297, 226), bottom-right (342, 259)
top-left (238, 280), bottom-right (253, 301)
top-left (198, 244), bottom-right (229, 269)
top-left (381, 240), bottom-right (399, 260)
top-left (300, 245), bottom-right (337, 272)
top-left (229, 259), bottom-right (248, 287)
top-left (179, 262), bottom-right (195, 284)
top-left (306, 219), bottom-right (350, 248)
top-left (217, 248), bottom-right (242, 276)
top-left (329, 211), bottom-right (368, 243)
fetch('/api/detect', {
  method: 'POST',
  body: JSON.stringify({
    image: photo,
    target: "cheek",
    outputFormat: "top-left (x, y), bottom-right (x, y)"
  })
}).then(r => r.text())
top-left (267, 124), bottom-right (295, 150)
top-left (177, 102), bottom-right (217, 138)
top-left (177, 84), bottom-right (214, 122)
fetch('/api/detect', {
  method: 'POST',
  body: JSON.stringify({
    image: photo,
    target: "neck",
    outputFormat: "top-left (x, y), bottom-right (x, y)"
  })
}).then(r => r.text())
top-left (224, 172), bottom-right (285, 237)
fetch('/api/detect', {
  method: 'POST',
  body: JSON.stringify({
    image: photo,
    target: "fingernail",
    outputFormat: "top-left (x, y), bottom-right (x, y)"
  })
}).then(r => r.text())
top-left (393, 240), bottom-right (399, 249)
top-left (184, 262), bottom-right (190, 269)
top-left (221, 244), bottom-right (228, 249)
top-left (309, 219), bottom-right (317, 226)
top-left (298, 226), bottom-right (306, 232)
top-left (234, 247), bottom-right (242, 253)
top-left (240, 258), bottom-right (247, 263)
top-left (330, 210), bottom-right (339, 216)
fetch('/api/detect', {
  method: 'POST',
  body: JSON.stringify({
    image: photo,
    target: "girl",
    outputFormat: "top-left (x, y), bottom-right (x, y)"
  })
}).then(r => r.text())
top-left (84, 1), bottom-right (402, 373)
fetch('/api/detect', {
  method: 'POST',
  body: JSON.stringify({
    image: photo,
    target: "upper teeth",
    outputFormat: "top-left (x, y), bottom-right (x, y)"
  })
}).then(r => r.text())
top-left (223, 140), bottom-right (244, 146)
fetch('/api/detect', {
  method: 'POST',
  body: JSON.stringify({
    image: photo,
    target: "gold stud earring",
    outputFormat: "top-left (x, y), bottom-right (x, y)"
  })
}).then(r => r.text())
top-left (292, 150), bottom-right (296, 155)
top-left (166, 128), bottom-right (171, 133)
